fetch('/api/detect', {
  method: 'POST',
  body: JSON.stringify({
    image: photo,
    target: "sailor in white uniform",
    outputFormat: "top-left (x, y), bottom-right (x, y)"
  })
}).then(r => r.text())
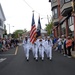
top-left (38, 38), bottom-right (45, 61)
top-left (46, 37), bottom-right (53, 60)
top-left (32, 40), bottom-right (38, 61)
top-left (43, 36), bottom-right (48, 56)
top-left (23, 36), bottom-right (30, 61)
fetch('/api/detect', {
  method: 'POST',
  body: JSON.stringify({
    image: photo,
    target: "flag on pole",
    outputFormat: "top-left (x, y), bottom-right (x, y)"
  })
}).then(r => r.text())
top-left (36, 15), bottom-right (41, 37)
top-left (30, 11), bottom-right (37, 44)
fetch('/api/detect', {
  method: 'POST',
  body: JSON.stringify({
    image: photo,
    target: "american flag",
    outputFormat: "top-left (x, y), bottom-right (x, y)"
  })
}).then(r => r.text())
top-left (30, 12), bottom-right (36, 44)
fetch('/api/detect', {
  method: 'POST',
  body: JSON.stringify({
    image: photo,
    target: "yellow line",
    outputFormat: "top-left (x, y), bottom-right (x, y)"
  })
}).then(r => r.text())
top-left (15, 46), bottom-right (18, 55)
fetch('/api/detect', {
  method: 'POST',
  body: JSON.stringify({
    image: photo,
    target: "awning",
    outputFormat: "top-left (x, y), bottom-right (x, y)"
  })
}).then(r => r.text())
top-left (60, 16), bottom-right (68, 25)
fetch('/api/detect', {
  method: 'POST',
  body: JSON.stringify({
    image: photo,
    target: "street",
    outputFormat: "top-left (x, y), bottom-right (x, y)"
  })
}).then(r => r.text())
top-left (0, 45), bottom-right (75, 75)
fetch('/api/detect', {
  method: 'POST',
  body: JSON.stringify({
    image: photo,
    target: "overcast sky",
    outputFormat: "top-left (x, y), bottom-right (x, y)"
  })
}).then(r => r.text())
top-left (0, 0), bottom-right (51, 34)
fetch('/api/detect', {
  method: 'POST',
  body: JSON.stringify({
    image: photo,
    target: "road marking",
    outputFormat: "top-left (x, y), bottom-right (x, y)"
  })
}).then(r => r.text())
top-left (15, 46), bottom-right (18, 55)
top-left (18, 43), bottom-right (22, 46)
top-left (0, 58), bottom-right (7, 63)
top-left (0, 46), bottom-right (18, 56)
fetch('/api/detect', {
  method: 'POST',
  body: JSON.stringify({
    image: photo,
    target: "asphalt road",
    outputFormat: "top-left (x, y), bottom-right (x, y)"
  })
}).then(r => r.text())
top-left (0, 45), bottom-right (75, 75)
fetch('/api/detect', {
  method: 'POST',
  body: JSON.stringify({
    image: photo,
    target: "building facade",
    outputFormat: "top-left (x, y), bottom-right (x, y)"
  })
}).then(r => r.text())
top-left (49, 0), bottom-right (75, 39)
top-left (0, 4), bottom-right (6, 38)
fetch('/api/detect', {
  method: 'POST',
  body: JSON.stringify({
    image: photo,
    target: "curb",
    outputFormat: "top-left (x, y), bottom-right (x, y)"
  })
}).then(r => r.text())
top-left (71, 51), bottom-right (75, 58)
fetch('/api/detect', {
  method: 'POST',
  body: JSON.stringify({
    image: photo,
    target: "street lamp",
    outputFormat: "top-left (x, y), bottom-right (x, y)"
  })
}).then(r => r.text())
top-left (41, 15), bottom-right (52, 24)
top-left (7, 24), bottom-right (14, 34)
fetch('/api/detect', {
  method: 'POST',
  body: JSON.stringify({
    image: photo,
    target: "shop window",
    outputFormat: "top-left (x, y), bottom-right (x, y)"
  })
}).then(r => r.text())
top-left (61, 22), bottom-right (66, 35)
top-left (68, 16), bottom-right (74, 36)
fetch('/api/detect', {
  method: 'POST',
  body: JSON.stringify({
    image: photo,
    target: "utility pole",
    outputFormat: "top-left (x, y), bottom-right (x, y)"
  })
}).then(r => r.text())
top-left (47, 15), bottom-right (49, 24)
top-left (7, 24), bottom-right (10, 34)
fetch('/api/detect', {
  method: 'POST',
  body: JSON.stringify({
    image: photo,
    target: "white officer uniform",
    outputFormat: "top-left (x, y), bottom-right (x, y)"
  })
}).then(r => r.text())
top-left (46, 37), bottom-right (53, 60)
top-left (23, 37), bottom-right (30, 61)
top-left (32, 40), bottom-right (38, 60)
top-left (38, 39), bottom-right (45, 60)
top-left (43, 38), bottom-right (48, 56)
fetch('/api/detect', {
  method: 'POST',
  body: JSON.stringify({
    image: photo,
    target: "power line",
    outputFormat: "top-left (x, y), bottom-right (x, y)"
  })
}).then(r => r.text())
top-left (23, 0), bottom-right (33, 10)
top-left (22, 0), bottom-right (51, 19)
top-left (23, 0), bottom-right (41, 14)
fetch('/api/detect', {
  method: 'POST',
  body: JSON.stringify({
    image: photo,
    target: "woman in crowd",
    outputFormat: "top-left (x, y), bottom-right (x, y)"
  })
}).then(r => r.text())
top-left (66, 36), bottom-right (72, 58)
top-left (71, 36), bottom-right (74, 51)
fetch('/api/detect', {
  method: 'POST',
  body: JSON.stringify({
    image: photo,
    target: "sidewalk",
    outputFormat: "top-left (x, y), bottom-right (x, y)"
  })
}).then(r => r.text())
top-left (71, 51), bottom-right (75, 58)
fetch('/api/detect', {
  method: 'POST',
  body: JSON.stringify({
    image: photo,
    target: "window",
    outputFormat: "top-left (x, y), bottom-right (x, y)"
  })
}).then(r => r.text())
top-left (61, 22), bottom-right (66, 35)
top-left (65, 0), bottom-right (70, 3)
top-left (68, 16), bottom-right (74, 36)
top-left (53, 8), bottom-right (58, 19)
top-left (51, 0), bottom-right (57, 4)
top-left (68, 16), bottom-right (74, 26)
top-left (0, 19), bottom-right (3, 27)
top-left (60, 0), bottom-right (64, 7)
top-left (0, 19), bottom-right (2, 26)
top-left (60, 0), bottom-right (71, 7)
top-left (53, 0), bottom-right (57, 2)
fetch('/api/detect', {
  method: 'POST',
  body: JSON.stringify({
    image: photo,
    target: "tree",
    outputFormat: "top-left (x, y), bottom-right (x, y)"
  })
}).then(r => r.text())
top-left (45, 21), bottom-right (53, 36)
top-left (13, 30), bottom-right (24, 38)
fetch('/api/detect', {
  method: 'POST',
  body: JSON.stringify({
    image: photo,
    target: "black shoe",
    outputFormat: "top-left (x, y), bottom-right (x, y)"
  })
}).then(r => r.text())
top-left (27, 59), bottom-right (29, 61)
top-left (34, 58), bottom-right (35, 60)
top-left (49, 58), bottom-right (52, 61)
top-left (47, 57), bottom-right (49, 59)
top-left (39, 57), bottom-right (41, 59)
top-left (42, 59), bottom-right (44, 61)
top-left (36, 59), bottom-right (38, 61)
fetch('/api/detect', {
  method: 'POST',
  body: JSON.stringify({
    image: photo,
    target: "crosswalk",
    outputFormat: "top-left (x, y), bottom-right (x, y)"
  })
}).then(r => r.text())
top-left (0, 58), bottom-right (7, 63)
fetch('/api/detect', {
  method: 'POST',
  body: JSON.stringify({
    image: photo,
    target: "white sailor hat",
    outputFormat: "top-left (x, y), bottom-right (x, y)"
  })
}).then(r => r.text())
top-left (47, 36), bottom-right (50, 38)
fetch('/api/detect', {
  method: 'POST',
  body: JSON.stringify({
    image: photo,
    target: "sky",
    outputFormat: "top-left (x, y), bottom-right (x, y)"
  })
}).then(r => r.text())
top-left (0, 0), bottom-right (52, 34)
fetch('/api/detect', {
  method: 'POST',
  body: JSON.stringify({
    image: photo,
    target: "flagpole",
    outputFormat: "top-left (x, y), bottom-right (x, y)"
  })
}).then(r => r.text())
top-left (32, 10), bottom-right (34, 12)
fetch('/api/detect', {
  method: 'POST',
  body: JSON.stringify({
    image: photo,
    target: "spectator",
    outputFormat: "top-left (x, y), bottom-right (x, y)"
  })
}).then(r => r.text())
top-left (71, 36), bottom-right (74, 51)
top-left (66, 36), bottom-right (72, 58)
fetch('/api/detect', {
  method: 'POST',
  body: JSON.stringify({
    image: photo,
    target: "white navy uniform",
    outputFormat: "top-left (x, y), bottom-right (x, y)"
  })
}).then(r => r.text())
top-left (46, 39), bottom-right (53, 60)
top-left (32, 41), bottom-right (38, 60)
top-left (43, 39), bottom-right (48, 56)
top-left (23, 37), bottom-right (30, 60)
top-left (38, 39), bottom-right (45, 60)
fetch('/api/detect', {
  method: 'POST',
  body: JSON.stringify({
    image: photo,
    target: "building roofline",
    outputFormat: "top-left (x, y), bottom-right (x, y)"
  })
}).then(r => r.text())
top-left (0, 4), bottom-right (6, 21)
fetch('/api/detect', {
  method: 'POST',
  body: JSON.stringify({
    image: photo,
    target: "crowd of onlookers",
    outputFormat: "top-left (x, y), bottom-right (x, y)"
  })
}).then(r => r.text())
top-left (53, 35), bottom-right (74, 58)
top-left (0, 38), bottom-right (19, 52)
top-left (0, 35), bottom-right (74, 58)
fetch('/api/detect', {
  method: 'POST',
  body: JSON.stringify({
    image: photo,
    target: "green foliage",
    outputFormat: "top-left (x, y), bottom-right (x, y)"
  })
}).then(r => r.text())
top-left (45, 22), bottom-right (53, 35)
top-left (13, 30), bottom-right (24, 38)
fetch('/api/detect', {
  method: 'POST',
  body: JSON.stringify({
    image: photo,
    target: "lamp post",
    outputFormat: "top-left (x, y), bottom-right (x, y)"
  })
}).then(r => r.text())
top-left (7, 24), bottom-right (14, 34)
top-left (41, 15), bottom-right (52, 24)
top-left (7, 24), bottom-right (10, 34)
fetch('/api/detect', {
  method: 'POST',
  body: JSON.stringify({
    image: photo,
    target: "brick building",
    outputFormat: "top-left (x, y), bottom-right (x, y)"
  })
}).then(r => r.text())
top-left (49, 0), bottom-right (75, 39)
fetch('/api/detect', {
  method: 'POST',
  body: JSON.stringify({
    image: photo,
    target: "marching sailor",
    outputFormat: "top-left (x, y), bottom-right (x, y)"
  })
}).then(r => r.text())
top-left (38, 37), bottom-right (45, 61)
top-left (46, 36), bottom-right (53, 60)
top-left (23, 36), bottom-right (30, 61)
top-left (43, 36), bottom-right (48, 56)
top-left (32, 40), bottom-right (38, 61)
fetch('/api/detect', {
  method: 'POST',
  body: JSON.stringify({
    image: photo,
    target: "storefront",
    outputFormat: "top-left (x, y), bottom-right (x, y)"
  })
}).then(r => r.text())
top-left (61, 21), bottom-right (66, 36)
top-left (68, 16), bottom-right (74, 37)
